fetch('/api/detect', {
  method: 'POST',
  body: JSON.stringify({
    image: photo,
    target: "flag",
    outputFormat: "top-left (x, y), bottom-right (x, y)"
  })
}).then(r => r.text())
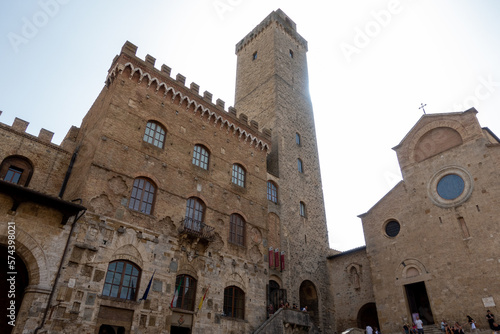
top-left (171, 276), bottom-right (183, 308)
top-left (139, 270), bottom-right (155, 301)
top-left (198, 285), bottom-right (210, 311)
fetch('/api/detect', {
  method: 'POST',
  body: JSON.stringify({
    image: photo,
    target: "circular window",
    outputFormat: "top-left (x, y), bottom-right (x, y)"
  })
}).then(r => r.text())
top-left (385, 220), bottom-right (400, 237)
top-left (428, 166), bottom-right (473, 208)
top-left (437, 174), bottom-right (465, 200)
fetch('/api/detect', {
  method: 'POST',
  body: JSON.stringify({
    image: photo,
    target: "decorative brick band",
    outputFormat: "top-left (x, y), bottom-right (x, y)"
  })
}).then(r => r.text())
top-left (106, 62), bottom-right (270, 151)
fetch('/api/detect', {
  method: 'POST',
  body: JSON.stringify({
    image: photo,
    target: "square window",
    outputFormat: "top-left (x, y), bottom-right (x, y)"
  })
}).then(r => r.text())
top-left (5, 167), bottom-right (23, 184)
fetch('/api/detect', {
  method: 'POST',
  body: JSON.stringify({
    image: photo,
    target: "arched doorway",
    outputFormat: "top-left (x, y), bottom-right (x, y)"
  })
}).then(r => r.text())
top-left (357, 302), bottom-right (379, 330)
top-left (405, 281), bottom-right (434, 325)
top-left (299, 280), bottom-right (319, 327)
top-left (268, 280), bottom-right (286, 315)
top-left (1, 244), bottom-right (29, 334)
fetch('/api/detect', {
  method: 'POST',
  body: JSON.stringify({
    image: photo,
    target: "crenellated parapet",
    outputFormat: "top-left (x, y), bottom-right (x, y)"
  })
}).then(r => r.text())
top-left (235, 8), bottom-right (308, 53)
top-left (0, 115), bottom-right (66, 150)
top-left (105, 41), bottom-right (272, 151)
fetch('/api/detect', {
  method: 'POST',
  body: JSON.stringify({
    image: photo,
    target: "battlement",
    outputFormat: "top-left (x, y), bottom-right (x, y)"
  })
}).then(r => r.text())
top-left (235, 8), bottom-right (308, 53)
top-left (106, 41), bottom-right (272, 150)
top-left (0, 112), bottom-right (60, 146)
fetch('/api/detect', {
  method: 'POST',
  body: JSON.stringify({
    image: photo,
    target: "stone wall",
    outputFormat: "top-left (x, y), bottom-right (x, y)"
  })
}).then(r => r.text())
top-left (327, 247), bottom-right (375, 333)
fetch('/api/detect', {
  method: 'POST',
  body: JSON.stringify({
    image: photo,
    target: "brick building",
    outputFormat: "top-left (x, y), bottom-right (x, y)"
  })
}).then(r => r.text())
top-left (2, 8), bottom-right (499, 334)
top-left (1, 9), bottom-right (332, 334)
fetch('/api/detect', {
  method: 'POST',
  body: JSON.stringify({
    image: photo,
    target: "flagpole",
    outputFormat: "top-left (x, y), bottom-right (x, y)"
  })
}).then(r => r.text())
top-left (139, 270), bottom-right (156, 301)
top-left (197, 285), bottom-right (210, 314)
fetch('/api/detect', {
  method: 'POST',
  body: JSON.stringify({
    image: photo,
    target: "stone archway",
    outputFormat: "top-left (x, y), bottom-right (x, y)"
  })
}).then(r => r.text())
top-left (0, 228), bottom-right (52, 334)
top-left (357, 302), bottom-right (379, 330)
top-left (268, 279), bottom-right (287, 314)
top-left (269, 280), bottom-right (280, 312)
top-left (405, 281), bottom-right (434, 325)
top-left (1, 244), bottom-right (29, 334)
top-left (299, 280), bottom-right (319, 328)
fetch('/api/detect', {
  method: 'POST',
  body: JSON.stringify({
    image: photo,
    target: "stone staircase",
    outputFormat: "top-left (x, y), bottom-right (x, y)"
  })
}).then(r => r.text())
top-left (342, 325), bottom-right (493, 334)
top-left (423, 324), bottom-right (444, 334)
top-left (422, 325), bottom-right (492, 334)
top-left (253, 308), bottom-right (320, 334)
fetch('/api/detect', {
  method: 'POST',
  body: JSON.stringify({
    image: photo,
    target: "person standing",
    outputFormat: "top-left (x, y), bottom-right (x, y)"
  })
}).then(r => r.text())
top-left (466, 315), bottom-right (477, 333)
top-left (486, 310), bottom-right (495, 330)
top-left (267, 303), bottom-right (274, 318)
top-left (366, 325), bottom-right (373, 334)
top-left (415, 316), bottom-right (424, 334)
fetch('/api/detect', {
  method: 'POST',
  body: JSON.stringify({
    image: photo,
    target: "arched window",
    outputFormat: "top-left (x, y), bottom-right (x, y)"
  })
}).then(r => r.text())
top-left (229, 213), bottom-right (245, 246)
top-left (102, 260), bottom-right (141, 301)
top-left (128, 178), bottom-right (156, 214)
top-left (297, 159), bottom-right (304, 173)
top-left (295, 132), bottom-right (301, 146)
top-left (143, 121), bottom-right (166, 148)
top-left (171, 274), bottom-right (197, 311)
top-left (0, 155), bottom-right (34, 186)
top-left (300, 201), bottom-right (307, 217)
top-left (192, 144), bottom-right (210, 170)
top-left (185, 197), bottom-right (205, 232)
top-left (267, 181), bottom-right (278, 203)
top-left (224, 286), bottom-right (245, 319)
top-left (232, 164), bottom-right (246, 187)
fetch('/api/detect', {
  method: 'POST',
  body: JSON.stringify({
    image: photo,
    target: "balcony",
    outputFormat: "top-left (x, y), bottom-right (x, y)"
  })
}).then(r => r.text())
top-left (179, 217), bottom-right (215, 242)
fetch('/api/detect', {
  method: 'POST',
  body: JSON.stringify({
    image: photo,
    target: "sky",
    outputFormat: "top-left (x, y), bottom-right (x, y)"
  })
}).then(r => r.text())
top-left (1, 1), bottom-right (500, 251)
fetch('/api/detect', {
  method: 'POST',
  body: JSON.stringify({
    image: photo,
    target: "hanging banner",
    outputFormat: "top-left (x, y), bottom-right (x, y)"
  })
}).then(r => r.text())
top-left (268, 247), bottom-right (274, 268)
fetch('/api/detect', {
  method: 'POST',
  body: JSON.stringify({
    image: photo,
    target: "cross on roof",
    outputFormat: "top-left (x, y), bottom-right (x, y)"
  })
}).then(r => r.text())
top-left (419, 103), bottom-right (427, 114)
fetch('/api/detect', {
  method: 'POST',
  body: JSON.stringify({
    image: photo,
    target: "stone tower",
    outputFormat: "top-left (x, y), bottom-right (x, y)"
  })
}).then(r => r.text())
top-left (234, 9), bottom-right (331, 330)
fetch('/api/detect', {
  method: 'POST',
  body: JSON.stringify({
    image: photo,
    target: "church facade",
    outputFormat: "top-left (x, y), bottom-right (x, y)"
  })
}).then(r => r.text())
top-left (328, 109), bottom-right (500, 333)
top-left (1, 9), bottom-right (499, 334)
